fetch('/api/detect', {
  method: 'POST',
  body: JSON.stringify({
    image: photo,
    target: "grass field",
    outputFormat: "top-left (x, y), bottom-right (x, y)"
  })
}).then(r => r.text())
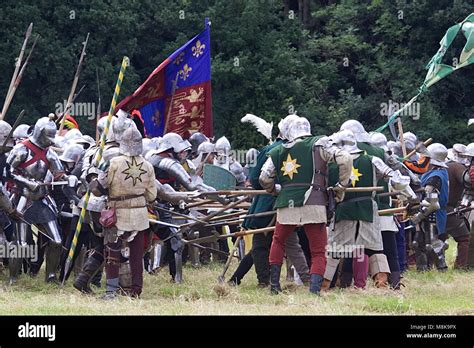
top-left (0, 244), bottom-right (473, 315)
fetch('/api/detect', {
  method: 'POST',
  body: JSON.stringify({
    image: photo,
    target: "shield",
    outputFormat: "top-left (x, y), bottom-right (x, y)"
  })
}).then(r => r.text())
top-left (203, 164), bottom-right (236, 190)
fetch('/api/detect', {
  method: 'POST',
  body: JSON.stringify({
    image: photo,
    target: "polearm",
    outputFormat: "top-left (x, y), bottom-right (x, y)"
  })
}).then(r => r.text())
top-left (397, 117), bottom-right (407, 157)
top-left (163, 72), bottom-right (180, 134)
top-left (188, 186), bottom-right (385, 197)
top-left (1, 23), bottom-right (33, 120)
top-left (62, 56), bottom-right (129, 284)
top-left (187, 226), bottom-right (275, 245)
top-left (95, 67), bottom-right (102, 142)
top-left (58, 33), bottom-right (90, 134)
top-left (1, 34), bottom-right (39, 122)
top-left (403, 138), bottom-right (433, 160)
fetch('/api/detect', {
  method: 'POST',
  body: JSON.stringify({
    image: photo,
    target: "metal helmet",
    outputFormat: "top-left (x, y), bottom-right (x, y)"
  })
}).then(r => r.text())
top-left (142, 137), bottom-right (159, 156)
top-left (334, 129), bottom-right (363, 154)
top-left (97, 116), bottom-right (117, 142)
top-left (189, 132), bottom-right (209, 155)
top-left (246, 148), bottom-right (259, 165)
top-left (0, 120), bottom-right (13, 149)
top-left (215, 136), bottom-right (231, 155)
top-left (59, 143), bottom-right (85, 164)
top-left (449, 143), bottom-right (469, 165)
top-left (150, 137), bottom-right (162, 149)
top-left (31, 117), bottom-right (57, 148)
top-left (287, 117), bottom-right (311, 142)
top-left (370, 132), bottom-right (388, 151)
top-left (63, 128), bottom-right (83, 143)
top-left (157, 132), bottom-right (190, 153)
top-left (113, 109), bottom-right (135, 142)
top-left (12, 124), bottom-right (30, 141)
top-left (277, 114), bottom-right (299, 140)
top-left (197, 141), bottom-right (216, 155)
top-left (119, 126), bottom-right (143, 156)
top-left (427, 143), bottom-right (448, 168)
top-left (401, 132), bottom-right (417, 151)
top-left (461, 143), bottom-right (474, 157)
top-left (340, 120), bottom-right (370, 142)
top-left (72, 135), bottom-right (96, 149)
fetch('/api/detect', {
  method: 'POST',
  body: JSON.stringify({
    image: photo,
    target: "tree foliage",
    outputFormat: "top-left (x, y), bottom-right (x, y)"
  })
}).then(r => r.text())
top-left (0, 0), bottom-right (472, 148)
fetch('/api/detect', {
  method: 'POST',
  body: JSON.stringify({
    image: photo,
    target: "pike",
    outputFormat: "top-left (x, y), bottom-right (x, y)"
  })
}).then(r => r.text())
top-left (95, 67), bottom-right (101, 142)
top-left (63, 56), bottom-right (130, 285)
top-left (187, 186), bottom-right (385, 197)
top-left (159, 197), bottom-right (250, 243)
top-left (163, 72), bottom-right (180, 133)
top-left (217, 235), bottom-right (242, 283)
top-left (404, 138), bottom-right (433, 160)
top-left (1, 23), bottom-right (33, 120)
top-left (149, 219), bottom-right (232, 258)
top-left (447, 205), bottom-right (474, 216)
top-left (58, 33), bottom-right (90, 133)
top-left (153, 204), bottom-right (208, 224)
top-left (397, 117), bottom-right (407, 157)
top-left (2, 34), bottom-right (39, 121)
top-left (187, 226), bottom-right (275, 245)
top-left (378, 206), bottom-right (408, 215)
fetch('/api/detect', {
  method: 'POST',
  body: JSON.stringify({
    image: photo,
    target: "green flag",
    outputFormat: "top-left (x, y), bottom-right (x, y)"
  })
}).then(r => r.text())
top-left (376, 13), bottom-right (474, 132)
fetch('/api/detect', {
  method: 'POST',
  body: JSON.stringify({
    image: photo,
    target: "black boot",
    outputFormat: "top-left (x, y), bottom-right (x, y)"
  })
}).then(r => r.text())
top-left (388, 271), bottom-right (401, 290)
top-left (270, 264), bottom-right (282, 295)
top-left (73, 256), bottom-right (103, 294)
top-left (45, 243), bottom-right (62, 283)
top-left (309, 274), bottom-right (323, 295)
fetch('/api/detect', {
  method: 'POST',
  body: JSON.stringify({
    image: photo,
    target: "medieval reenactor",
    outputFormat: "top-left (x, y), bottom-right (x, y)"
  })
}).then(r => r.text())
top-left (445, 144), bottom-right (471, 268)
top-left (7, 115), bottom-right (68, 283)
top-left (327, 129), bottom-right (415, 289)
top-left (72, 111), bottom-right (131, 293)
top-left (228, 115), bottom-right (311, 287)
top-left (411, 143), bottom-right (450, 271)
top-left (90, 126), bottom-right (157, 299)
top-left (260, 117), bottom-right (353, 295)
top-left (458, 143), bottom-right (474, 268)
top-left (147, 132), bottom-right (215, 282)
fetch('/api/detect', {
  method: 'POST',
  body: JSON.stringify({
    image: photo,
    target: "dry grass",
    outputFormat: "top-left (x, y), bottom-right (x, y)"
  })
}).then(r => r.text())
top-left (0, 243), bottom-right (473, 315)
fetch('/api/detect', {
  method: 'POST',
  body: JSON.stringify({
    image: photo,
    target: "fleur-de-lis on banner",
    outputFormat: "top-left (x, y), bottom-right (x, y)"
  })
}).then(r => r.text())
top-left (173, 51), bottom-right (185, 65)
top-left (192, 40), bottom-right (205, 58)
top-left (179, 64), bottom-right (192, 81)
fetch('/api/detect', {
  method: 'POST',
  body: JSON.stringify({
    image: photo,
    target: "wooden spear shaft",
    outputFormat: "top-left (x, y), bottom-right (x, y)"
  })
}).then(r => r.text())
top-left (404, 138), bottom-right (433, 160)
top-left (1, 23), bottom-right (33, 120)
top-left (397, 117), bottom-right (407, 157)
top-left (58, 33), bottom-right (90, 133)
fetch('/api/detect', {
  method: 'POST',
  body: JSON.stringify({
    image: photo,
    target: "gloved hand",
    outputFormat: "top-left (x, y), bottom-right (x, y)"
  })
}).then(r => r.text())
top-left (67, 174), bottom-right (79, 188)
top-left (331, 182), bottom-right (347, 203)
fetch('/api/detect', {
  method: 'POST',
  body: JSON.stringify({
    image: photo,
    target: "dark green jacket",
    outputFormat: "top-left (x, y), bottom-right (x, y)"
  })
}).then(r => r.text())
top-left (242, 140), bottom-right (283, 229)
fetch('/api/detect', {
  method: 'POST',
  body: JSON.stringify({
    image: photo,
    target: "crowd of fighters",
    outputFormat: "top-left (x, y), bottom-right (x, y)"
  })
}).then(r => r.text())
top-left (0, 110), bottom-right (473, 299)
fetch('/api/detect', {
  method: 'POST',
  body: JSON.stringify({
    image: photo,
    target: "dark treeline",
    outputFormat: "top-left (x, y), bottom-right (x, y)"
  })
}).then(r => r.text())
top-left (0, 0), bottom-right (472, 147)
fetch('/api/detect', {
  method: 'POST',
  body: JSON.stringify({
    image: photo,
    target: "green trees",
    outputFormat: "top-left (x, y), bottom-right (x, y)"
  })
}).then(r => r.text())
top-left (0, 0), bottom-right (472, 147)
